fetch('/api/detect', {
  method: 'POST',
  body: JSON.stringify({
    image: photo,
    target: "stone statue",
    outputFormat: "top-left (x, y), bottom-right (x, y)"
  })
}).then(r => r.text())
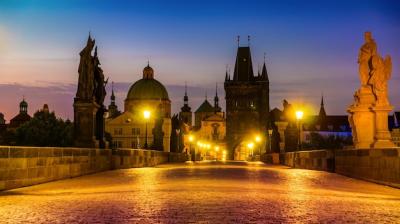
top-left (93, 47), bottom-right (108, 105)
top-left (74, 34), bottom-right (108, 149)
top-left (77, 35), bottom-right (96, 100)
top-left (348, 31), bottom-right (395, 149)
top-left (369, 55), bottom-right (392, 106)
top-left (358, 31), bottom-right (377, 86)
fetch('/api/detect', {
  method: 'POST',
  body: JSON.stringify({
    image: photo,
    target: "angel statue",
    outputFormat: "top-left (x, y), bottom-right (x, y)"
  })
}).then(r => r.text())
top-left (369, 54), bottom-right (392, 106)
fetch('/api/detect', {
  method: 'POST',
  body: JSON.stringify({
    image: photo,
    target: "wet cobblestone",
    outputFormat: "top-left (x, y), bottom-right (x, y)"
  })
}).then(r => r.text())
top-left (0, 161), bottom-right (399, 223)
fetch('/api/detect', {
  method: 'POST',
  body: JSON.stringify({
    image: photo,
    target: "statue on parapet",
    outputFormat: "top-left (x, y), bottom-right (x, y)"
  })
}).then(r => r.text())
top-left (369, 54), bottom-right (392, 106)
top-left (348, 31), bottom-right (395, 149)
top-left (358, 31), bottom-right (377, 87)
top-left (93, 47), bottom-right (108, 105)
top-left (77, 35), bottom-right (96, 100)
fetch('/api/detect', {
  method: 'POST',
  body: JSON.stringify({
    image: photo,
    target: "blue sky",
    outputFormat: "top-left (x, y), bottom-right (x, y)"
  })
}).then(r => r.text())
top-left (0, 0), bottom-right (399, 120)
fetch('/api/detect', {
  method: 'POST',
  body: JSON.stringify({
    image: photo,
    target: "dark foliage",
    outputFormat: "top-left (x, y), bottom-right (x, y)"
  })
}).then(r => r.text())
top-left (15, 110), bottom-right (74, 147)
top-left (302, 132), bottom-right (353, 150)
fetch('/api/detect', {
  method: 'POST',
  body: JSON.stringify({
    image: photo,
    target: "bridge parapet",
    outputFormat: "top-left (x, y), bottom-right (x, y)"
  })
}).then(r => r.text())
top-left (263, 148), bottom-right (400, 188)
top-left (0, 146), bottom-right (188, 191)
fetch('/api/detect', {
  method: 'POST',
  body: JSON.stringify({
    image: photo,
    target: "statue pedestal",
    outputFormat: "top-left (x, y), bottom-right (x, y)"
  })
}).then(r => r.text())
top-left (372, 105), bottom-right (396, 148)
top-left (348, 106), bottom-right (375, 149)
top-left (347, 86), bottom-right (375, 149)
top-left (73, 98), bottom-right (100, 148)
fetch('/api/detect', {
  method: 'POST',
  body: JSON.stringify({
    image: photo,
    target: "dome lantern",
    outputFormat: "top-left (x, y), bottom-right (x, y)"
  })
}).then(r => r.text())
top-left (143, 63), bottom-right (154, 79)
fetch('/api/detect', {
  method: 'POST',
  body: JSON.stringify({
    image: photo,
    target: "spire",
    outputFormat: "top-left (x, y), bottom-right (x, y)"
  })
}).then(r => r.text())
top-left (183, 82), bottom-right (188, 105)
top-left (111, 81), bottom-right (115, 103)
top-left (319, 94), bottom-right (327, 118)
top-left (261, 52), bottom-right (269, 82)
top-left (214, 83), bottom-right (221, 112)
top-left (225, 65), bottom-right (229, 81)
top-left (180, 82), bottom-right (191, 112)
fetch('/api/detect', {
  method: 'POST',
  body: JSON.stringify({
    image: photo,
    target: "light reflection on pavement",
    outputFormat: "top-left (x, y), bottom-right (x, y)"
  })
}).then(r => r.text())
top-left (0, 161), bottom-right (399, 223)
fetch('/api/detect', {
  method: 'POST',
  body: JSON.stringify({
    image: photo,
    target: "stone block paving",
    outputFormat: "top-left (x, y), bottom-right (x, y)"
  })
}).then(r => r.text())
top-left (0, 161), bottom-right (399, 223)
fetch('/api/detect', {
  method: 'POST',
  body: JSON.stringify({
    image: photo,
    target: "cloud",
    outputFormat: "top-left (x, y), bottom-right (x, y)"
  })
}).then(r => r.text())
top-left (2, 77), bottom-right (397, 122)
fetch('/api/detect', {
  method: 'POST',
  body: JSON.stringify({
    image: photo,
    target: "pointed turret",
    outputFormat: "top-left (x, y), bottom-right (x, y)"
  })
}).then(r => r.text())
top-left (319, 94), bottom-right (327, 118)
top-left (108, 82), bottom-right (121, 119)
top-left (261, 53), bottom-right (269, 82)
top-left (110, 82), bottom-right (116, 103)
top-left (214, 83), bottom-right (221, 112)
top-left (181, 82), bottom-right (191, 112)
top-left (261, 62), bottom-right (269, 82)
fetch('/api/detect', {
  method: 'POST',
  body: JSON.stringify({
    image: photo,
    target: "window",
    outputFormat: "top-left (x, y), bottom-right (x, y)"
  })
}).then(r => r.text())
top-left (113, 141), bottom-right (123, 148)
top-left (132, 128), bottom-right (140, 135)
top-left (114, 128), bottom-right (123, 135)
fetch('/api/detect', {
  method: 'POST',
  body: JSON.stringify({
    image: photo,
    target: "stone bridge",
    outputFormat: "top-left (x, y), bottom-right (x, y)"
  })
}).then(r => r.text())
top-left (0, 147), bottom-right (399, 223)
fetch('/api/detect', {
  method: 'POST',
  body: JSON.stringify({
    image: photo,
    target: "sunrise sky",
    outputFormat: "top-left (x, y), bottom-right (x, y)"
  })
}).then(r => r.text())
top-left (0, 0), bottom-right (399, 121)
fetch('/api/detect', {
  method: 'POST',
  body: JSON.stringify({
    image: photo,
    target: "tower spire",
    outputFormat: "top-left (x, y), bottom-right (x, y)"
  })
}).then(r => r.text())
top-left (111, 81), bottom-right (115, 103)
top-left (214, 83), bottom-right (221, 112)
top-left (180, 81), bottom-right (191, 113)
top-left (319, 93), bottom-right (327, 117)
top-left (184, 81), bottom-right (188, 106)
top-left (261, 53), bottom-right (269, 82)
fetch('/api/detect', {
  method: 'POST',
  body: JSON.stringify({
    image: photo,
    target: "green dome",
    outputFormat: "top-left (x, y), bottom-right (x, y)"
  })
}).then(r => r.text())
top-left (126, 78), bottom-right (169, 100)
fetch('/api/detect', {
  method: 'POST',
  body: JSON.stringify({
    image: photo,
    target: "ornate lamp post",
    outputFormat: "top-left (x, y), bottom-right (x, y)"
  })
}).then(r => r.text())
top-left (247, 142), bottom-right (254, 160)
top-left (255, 135), bottom-right (261, 157)
top-left (268, 129), bottom-right (273, 153)
top-left (295, 110), bottom-right (304, 151)
top-left (143, 110), bottom-right (151, 149)
top-left (188, 135), bottom-right (195, 161)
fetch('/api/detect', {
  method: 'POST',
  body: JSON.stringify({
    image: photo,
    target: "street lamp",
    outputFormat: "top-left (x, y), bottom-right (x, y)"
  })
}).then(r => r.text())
top-left (214, 146), bottom-right (219, 161)
top-left (247, 142), bottom-right (254, 159)
top-left (143, 110), bottom-right (151, 149)
top-left (268, 129), bottom-right (273, 153)
top-left (295, 110), bottom-right (303, 151)
top-left (188, 135), bottom-right (195, 161)
top-left (255, 135), bottom-right (261, 158)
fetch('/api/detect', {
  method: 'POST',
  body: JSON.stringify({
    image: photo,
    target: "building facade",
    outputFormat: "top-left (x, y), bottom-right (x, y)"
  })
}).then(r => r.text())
top-left (105, 64), bottom-right (171, 151)
top-left (224, 46), bottom-right (270, 159)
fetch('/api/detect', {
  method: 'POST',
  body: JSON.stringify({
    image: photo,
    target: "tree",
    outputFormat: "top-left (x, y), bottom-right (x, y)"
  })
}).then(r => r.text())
top-left (15, 110), bottom-right (73, 147)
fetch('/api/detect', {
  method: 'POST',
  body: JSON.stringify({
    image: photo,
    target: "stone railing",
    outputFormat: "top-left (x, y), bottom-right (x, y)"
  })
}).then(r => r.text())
top-left (279, 150), bottom-right (335, 172)
top-left (264, 148), bottom-right (400, 188)
top-left (0, 146), bottom-right (111, 191)
top-left (112, 149), bottom-right (188, 169)
top-left (0, 146), bottom-right (188, 191)
top-left (335, 148), bottom-right (400, 188)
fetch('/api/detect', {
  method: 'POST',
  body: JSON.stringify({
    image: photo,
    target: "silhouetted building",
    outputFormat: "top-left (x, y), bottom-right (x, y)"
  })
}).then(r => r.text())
top-left (9, 98), bottom-right (31, 129)
top-left (224, 45), bottom-right (270, 159)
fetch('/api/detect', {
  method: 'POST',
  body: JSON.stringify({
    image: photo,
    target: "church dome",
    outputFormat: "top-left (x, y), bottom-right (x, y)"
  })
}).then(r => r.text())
top-left (126, 65), bottom-right (169, 101)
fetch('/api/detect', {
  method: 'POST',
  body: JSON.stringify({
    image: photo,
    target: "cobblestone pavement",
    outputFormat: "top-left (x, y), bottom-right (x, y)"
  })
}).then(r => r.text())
top-left (0, 161), bottom-right (400, 224)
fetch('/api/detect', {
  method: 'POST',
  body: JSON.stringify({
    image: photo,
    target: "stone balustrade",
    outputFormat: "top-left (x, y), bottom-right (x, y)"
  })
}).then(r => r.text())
top-left (264, 148), bottom-right (400, 188)
top-left (0, 146), bottom-right (188, 191)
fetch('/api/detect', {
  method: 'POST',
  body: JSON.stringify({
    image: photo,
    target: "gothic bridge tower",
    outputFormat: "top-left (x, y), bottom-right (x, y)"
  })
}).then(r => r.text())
top-left (224, 43), bottom-right (270, 159)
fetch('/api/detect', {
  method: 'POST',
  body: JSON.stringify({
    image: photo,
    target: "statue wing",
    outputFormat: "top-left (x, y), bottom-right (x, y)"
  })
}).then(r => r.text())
top-left (384, 55), bottom-right (392, 80)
